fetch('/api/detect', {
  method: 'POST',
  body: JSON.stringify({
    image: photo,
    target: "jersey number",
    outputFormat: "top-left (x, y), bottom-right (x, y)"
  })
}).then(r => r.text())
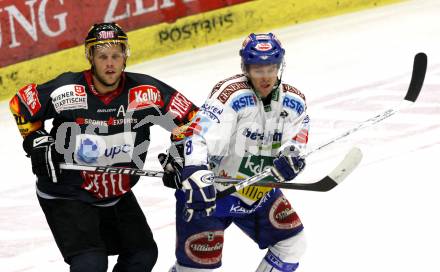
top-left (185, 140), bottom-right (193, 155)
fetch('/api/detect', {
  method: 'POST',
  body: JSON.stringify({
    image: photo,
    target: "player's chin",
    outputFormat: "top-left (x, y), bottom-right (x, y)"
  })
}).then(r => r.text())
top-left (103, 73), bottom-right (121, 85)
top-left (258, 86), bottom-right (272, 96)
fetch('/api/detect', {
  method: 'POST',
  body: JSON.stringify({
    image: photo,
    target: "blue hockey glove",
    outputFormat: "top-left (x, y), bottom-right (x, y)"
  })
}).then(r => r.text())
top-left (22, 130), bottom-right (63, 183)
top-left (181, 165), bottom-right (216, 222)
top-left (271, 145), bottom-right (306, 182)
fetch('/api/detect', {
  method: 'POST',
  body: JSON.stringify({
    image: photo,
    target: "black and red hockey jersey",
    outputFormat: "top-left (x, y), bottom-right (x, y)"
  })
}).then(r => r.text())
top-left (10, 70), bottom-right (197, 204)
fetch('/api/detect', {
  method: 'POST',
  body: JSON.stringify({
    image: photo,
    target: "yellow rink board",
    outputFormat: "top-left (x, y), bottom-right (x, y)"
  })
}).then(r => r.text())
top-left (0, 0), bottom-right (402, 101)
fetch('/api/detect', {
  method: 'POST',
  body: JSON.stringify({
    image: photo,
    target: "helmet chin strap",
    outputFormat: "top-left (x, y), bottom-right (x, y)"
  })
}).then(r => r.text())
top-left (272, 59), bottom-right (286, 91)
top-left (278, 60), bottom-right (286, 82)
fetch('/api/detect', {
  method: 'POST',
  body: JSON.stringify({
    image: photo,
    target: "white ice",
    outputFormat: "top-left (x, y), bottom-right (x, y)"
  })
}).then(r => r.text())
top-left (1, 0), bottom-right (440, 271)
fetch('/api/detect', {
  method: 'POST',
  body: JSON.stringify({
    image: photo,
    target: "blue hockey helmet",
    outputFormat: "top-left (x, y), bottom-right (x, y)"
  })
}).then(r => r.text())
top-left (239, 33), bottom-right (285, 68)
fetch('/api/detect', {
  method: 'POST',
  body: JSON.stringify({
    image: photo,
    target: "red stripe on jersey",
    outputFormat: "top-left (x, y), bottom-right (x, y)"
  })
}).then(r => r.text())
top-left (292, 129), bottom-right (309, 144)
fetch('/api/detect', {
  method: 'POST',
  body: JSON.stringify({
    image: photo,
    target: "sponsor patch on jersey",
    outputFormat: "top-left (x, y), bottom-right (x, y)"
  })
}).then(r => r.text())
top-left (237, 184), bottom-right (272, 202)
top-left (51, 84), bottom-right (88, 113)
top-left (81, 171), bottom-right (131, 199)
top-left (75, 117), bottom-right (138, 126)
top-left (127, 85), bottom-right (163, 111)
top-left (243, 128), bottom-right (282, 143)
top-left (269, 196), bottom-right (303, 230)
top-left (230, 94), bottom-right (257, 112)
top-left (228, 190), bottom-right (272, 215)
top-left (282, 95), bottom-right (305, 115)
top-left (282, 84), bottom-right (306, 102)
top-left (17, 84), bottom-right (41, 116)
top-left (201, 103), bottom-right (223, 123)
top-left (167, 92), bottom-right (192, 120)
top-left (185, 231), bottom-right (224, 265)
top-left (209, 74), bottom-right (244, 98)
top-left (217, 81), bottom-right (250, 104)
top-left (74, 132), bottom-right (135, 165)
top-left (236, 155), bottom-right (274, 202)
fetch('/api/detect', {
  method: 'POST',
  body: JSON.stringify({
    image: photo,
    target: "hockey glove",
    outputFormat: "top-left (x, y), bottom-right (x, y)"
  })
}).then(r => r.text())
top-left (158, 142), bottom-right (184, 189)
top-left (271, 145), bottom-right (306, 182)
top-left (22, 130), bottom-right (63, 183)
top-left (181, 165), bottom-right (216, 222)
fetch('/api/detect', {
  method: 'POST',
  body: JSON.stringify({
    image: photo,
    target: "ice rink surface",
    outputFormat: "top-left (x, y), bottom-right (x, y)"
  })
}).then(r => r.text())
top-left (1, 0), bottom-right (440, 271)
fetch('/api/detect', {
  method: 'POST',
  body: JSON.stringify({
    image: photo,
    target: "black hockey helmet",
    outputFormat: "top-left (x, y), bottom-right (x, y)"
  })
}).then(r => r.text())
top-left (85, 22), bottom-right (130, 60)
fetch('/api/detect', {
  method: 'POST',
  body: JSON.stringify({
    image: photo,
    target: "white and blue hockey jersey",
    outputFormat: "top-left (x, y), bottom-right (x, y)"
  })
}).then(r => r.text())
top-left (184, 74), bottom-right (310, 206)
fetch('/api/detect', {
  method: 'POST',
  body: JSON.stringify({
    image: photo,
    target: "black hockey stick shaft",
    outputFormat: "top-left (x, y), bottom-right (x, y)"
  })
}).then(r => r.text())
top-left (216, 146), bottom-right (362, 196)
top-left (405, 52), bottom-right (427, 102)
top-left (303, 52), bottom-right (427, 156)
top-left (60, 53), bottom-right (427, 192)
top-left (215, 52), bottom-right (427, 195)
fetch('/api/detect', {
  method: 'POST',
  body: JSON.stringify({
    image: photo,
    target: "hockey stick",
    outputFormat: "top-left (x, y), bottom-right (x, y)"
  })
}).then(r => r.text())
top-left (60, 163), bottom-right (166, 177)
top-left (216, 146), bottom-right (362, 196)
top-left (59, 53), bottom-right (426, 192)
top-left (59, 146), bottom-right (362, 193)
top-left (304, 52), bottom-right (427, 156)
top-left (214, 52), bottom-right (427, 194)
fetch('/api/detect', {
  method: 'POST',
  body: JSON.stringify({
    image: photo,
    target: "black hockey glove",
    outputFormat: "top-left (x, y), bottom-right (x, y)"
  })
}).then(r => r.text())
top-left (271, 145), bottom-right (306, 182)
top-left (23, 130), bottom-right (63, 183)
top-left (158, 141), bottom-right (184, 189)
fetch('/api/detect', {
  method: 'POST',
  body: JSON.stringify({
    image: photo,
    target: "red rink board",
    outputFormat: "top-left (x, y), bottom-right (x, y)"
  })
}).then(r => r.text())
top-left (0, 0), bottom-right (250, 67)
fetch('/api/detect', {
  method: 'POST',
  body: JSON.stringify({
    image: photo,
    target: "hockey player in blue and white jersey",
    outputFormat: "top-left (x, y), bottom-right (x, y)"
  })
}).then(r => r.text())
top-left (166, 33), bottom-right (309, 271)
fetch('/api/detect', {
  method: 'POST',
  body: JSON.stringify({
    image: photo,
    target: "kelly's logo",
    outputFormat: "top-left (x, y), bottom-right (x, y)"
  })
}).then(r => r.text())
top-left (127, 85), bottom-right (163, 111)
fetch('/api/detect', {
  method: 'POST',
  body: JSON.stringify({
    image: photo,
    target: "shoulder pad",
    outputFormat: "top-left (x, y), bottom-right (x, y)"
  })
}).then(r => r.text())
top-left (209, 74), bottom-right (253, 104)
top-left (16, 83), bottom-right (40, 116)
top-left (52, 71), bottom-right (84, 83)
top-left (124, 71), bottom-right (154, 83)
top-left (208, 74), bottom-right (246, 99)
top-left (282, 83), bottom-right (306, 102)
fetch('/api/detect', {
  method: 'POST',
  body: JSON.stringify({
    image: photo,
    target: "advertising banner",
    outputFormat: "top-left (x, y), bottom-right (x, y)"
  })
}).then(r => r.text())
top-left (0, 0), bottom-right (250, 67)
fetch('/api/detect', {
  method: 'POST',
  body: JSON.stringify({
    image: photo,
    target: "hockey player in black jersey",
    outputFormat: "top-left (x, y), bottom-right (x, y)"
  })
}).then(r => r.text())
top-left (9, 22), bottom-right (197, 272)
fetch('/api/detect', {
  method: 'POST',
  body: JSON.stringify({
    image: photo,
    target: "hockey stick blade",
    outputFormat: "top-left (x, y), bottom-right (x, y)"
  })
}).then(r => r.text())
top-left (216, 147), bottom-right (362, 193)
top-left (302, 53), bottom-right (428, 157)
top-left (404, 52), bottom-right (427, 102)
